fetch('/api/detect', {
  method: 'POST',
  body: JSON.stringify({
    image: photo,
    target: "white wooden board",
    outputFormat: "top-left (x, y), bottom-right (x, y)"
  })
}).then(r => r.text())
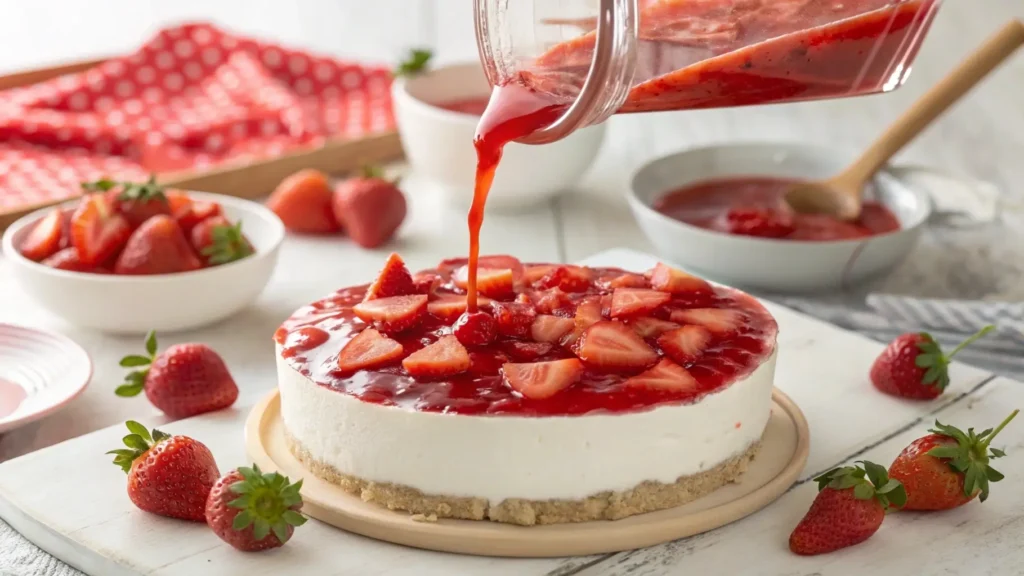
top-left (0, 249), bottom-right (1018, 576)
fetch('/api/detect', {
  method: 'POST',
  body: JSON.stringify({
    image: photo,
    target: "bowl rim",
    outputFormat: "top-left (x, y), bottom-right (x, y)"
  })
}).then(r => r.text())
top-left (628, 141), bottom-right (934, 247)
top-left (1, 190), bottom-right (286, 283)
top-left (391, 61), bottom-right (489, 126)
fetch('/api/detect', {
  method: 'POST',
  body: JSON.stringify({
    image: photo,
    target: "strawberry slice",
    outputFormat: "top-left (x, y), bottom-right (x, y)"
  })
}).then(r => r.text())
top-left (649, 263), bottom-right (713, 294)
top-left (605, 273), bottom-right (648, 289)
top-left (658, 325), bottom-right (712, 364)
top-left (562, 297), bottom-right (604, 346)
top-left (412, 271), bottom-right (442, 294)
top-left (670, 308), bottom-right (745, 335)
top-left (336, 328), bottom-right (404, 373)
top-left (490, 301), bottom-right (537, 338)
top-left (41, 248), bottom-right (106, 273)
top-left (479, 255), bottom-right (524, 280)
top-left (70, 194), bottom-right (132, 266)
top-left (503, 341), bottom-right (554, 361)
top-left (402, 335), bottom-right (471, 379)
top-left (426, 295), bottom-right (492, 322)
top-left (523, 264), bottom-right (557, 285)
top-left (453, 266), bottom-right (515, 299)
top-left (365, 252), bottom-right (416, 301)
top-left (575, 321), bottom-right (659, 371)
top-left (353, 294), bottom-right (428, 334)
top-left (624, 358), bottom-right (698, 392)
top-left (610, 288), bottom-right (671, 318)
top-left (531, 287), bottom-right (573, 315)
top-left (628, 317), bottom-right (680, 339)
top-left (531, 314), bottom-right (575, 343)
top-left (19, 208), bottom-right (64, 262)
top-left (502, 358), bottom-right (584, 400)
top-left (537, 265), bottom-right (593, 293)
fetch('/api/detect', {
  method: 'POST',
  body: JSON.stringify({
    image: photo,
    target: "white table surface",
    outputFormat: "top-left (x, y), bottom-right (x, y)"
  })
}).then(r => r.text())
top-left (1, 1), bottom-right (1024, 574)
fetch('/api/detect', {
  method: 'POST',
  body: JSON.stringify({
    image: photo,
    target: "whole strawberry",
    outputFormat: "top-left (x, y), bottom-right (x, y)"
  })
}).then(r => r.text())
top-left (870, 325), bottom-right (995, 400)
top-left (206, 464), bottom-right (307, 552)
top-left (889, 409), bottom-right (1017, 510)
top-left (332, 166), bottom-right (406, 249)
top-left (114, 214), bottom-right (203, 275)
top-left (115, 331), bottom-right (239, 418)
top-left (267, 169), bottom-right (340, 234)
top-left (107, 421), bottom-right (220, 521)
top-left (789, 461), bottom-right (906, 556)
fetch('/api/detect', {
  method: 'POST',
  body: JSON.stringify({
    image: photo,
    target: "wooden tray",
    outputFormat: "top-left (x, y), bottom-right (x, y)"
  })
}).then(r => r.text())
top-left (244, 388), bottom-right (810, 558)
top-left (0, 57), bottom-right (405, 231)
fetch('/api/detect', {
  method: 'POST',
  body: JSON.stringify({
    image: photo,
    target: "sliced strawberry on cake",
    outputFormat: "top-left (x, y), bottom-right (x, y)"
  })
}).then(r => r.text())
top-left (670, 308), bottom-right (745, 335)
top-left (531, 315), bottom-right (575, 343)
top-left (609, 288), bottom-right (671, 319)
top-left (426, 295), bottom-right (492, 323)
top-left (649, 263), bottom-right (713, 294)
top-left (575, 321), bottom-right (659, 371)
top-left (353, 295), bottom-right (428, 334)
top-left (502, 358), bottom-right (584, 400)
top-left (336, 328), bottom-right (404, 373)
top-left (561, 297), bottom-right (604, 346)
top-left (490, 301), bottom-right (537, 338)
top-left (628, 317), bottom-right (680, 339)
top-left (365, 253), bottom-right (416, 301)
top-left (625, 358), bottom-right (698, 392)
top-left (659, 325), bottom-right (712, 364)
top-left (536, 265), bottom-right (592, 293)
top-left (402, 335), bottom-right (471, 378)
top-left (454, 266), bottom-right (514, 299)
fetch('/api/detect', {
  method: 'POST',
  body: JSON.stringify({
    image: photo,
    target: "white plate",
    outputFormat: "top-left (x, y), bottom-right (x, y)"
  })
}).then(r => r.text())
top-left (0, 324), bottom-right (92, 433)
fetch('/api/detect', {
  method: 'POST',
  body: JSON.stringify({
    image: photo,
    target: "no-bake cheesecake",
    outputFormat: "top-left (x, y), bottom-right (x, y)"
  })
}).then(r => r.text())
top-left (274, 254), bottom-right (778, 526)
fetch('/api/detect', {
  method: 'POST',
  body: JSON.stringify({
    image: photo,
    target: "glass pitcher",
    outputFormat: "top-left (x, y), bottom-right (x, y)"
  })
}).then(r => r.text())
top-left (473, 0), bottom-right (942, 144)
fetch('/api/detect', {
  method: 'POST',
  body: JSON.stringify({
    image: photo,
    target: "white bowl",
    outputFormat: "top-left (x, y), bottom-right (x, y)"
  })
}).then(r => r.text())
top-left (392, 62), bottom-right (606, 210)
top-left (628, 143), bottom-right (931, 293)
top-left (2, 192), bottom-right (285, 334)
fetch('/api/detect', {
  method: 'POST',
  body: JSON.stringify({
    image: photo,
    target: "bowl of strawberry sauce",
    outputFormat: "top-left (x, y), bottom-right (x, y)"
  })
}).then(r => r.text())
top-left (628, 143), bottom-right (931, 293)
top-left (391, 62), bottom-right (606, 210)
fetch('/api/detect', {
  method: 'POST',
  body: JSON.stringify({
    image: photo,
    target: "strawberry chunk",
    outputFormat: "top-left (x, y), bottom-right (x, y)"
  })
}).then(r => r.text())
top-left (426, 295), bottom-right (492, 323)
top-left (402, 335), bottom-right (471, 379)
top-left (336, 328), bottom-right (404, 373)
top-left (353, 294), bottom-right (428, 334)
top-left (169, 191), bottom-right (223, 233)
top-left (537, 265), bottom-right (593, 293)
top-left (531, 315), bottom-right (575, 343)
top-left (628, 317), bottom-right (680, 339)
top-left (365, 253), bottom-right (416, 301)
top-left (575, 321), bottom-right (659, 371)
top-left (670, 308), bottom-right (745, 335)
top-left (605, 273), bottom-right (648, 289)
top-left (19, 208), bottom-right (64, 262)
top-left (70, 194), bottom-right (132, 266)
top-left (41, 248), bottom-right (106, 273)
top-left (478, 255), bottom-right (524, 280)
top-left (531, 287), bottom-right (573, 315)
top-left (610, 288), bottom-right (671, 318)
top-left (412, 271), bottom-right (442, 294)
top-left (453, 311), bottom-right (498, 346)
top-left (658, 325), bottom-right (712, 364)
top-left (503, 341), bottom-right (554, 361)
top-left (649, 263), bottom-right (713, 294)
top-left (502, 358), bottom-right (584, 400)
top-left (562, 297), bottom-right (604, 346)
top-left (490, 301), bottom-right (537, 338)
top-left (454, 266), bottom-right (514, 299)
top-left (523, 264), bottom-right (557, 285)
top-left (624, 359), bottom-right (698, 392)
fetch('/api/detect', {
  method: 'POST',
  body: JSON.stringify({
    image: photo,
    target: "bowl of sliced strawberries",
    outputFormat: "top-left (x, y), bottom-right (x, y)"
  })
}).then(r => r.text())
top-left (2, 177), bottom-right (285, 334)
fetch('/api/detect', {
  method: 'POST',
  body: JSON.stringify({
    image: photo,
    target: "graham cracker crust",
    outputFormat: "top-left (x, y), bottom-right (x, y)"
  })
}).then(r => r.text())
top-left (286, 433), bottom-right (761, 526)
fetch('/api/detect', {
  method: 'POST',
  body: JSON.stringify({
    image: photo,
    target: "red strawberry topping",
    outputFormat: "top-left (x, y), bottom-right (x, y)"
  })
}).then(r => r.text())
top-left (531, 314), bottom-right (575, 343)
top-left (426, 295), bottom-right (492, 323)
top-left (502, 359), bottom-right (584, 400)
top-left (503, 341), bottom-right (554, 361)
top-left (670, 308), bottom-right (744, 334)
top-left (453, 311), bottom-right (498, 347)
top-left (537, 265), bottom-right (592, 292)
top-left (609, 288), bottom-right (671, 318)
top-left (658, 325), bottom-right (712, 364)
top-left (353, 294), bottom-right (428, 334)
top-left (336, 328), bottom-right (404, 373)
top-left (624, 358), bottom-right (698, 392)
top-left (575, 321), bottom-right (659, 371)
top-left (402, 335), bottom-right (471, 379)
top-left (523, 264), bottom-right (557, 285)
top-left (628, 316), bottom-right (680, 339)
top-left (648, 263), bottom-right (713, 294)
top-left (490, 301), bottom-right (537, 338)
top-left (454, 266), bottom-right (514, 299)
top-left (365, 252), bottom-right (416, 301)
top-left (605, 273), bottom-right (648, 289)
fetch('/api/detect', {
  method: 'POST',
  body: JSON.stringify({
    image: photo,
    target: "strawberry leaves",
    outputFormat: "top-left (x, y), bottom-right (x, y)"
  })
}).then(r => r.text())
top-left (228, 464), bottom-right (307, 544)
top-left (83, 174), bottom-right (167, 204)
top-left (814, 460), bottom-right (907, 510)
top-left (201, 221), bottom-right (254, 265)
top-left (394, 48), bottom-right (432, 77)
top-left (915, 325), bottom-right (996, 392)
top-left (926, 409), bottom-right (1019, 502)
top-left (115, 331), bottom-right (158, 397)
top-left (106, 421), bottom-right (171, 473)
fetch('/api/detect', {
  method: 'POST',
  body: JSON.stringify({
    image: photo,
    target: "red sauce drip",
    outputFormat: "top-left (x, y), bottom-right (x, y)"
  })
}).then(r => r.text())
top-left (654, 177), bottom-right (901, 241)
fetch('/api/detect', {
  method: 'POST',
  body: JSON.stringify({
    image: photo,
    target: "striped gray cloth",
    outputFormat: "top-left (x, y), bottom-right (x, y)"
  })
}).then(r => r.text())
top-left (778, 294), bottom-right (1024, 380)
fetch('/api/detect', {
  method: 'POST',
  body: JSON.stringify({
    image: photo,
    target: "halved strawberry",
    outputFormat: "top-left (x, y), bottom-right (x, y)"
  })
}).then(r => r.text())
top-left (658, 325), bottom-right (712, 364)
top-left (575, 321), bottom-right (659, 371)
top-left (610, 288), bottom-right (671, 318)
top-left (336, 328), bottom-right (404, 373)
top-left (628, 317), bottom-right (680, 339)
top-left (624, 358), bottom-right (698, 392)
top-left (490, 301), bottom-right (537, 338)
top-left (70, 194), bottom-right (132, 266)
top-left (502, 358), bottom-right (584, 400)
top-left (649, 263), bottom-right (713, 294)
top-left (412, 271), bottom-right (441, 294)
top-left (167, 191), bottom-right (223, 233)
top-left (537, 265), bottom-right (593, 293)
top-left (605, 273), bottom-right (648, 289)
top-left (19, 208), bottom-right (64, 261)
top-left (353, 294), bottom-right (428, 334)
top-left (531, 287), bottom-right (573, 315)
top-left (426, 295), bottom-right (492, 323)
top-left (454, 266), bottom-right (514, 299)
top-left (41, 247), bottom-right (106, 273)
top-left (523, 264), bottom-right (557, 285)
top-left (479, 255), bottom-right (523, 280)
top-left (562, 297), bottom-right (604, 346)
top-left (531, 315), bottom-right (575, 343)
top-left (402, 335), bottom-right (471, 379)
top-left (670, 308), bottom-right (745, 335)
top-left (365, 253), bottom-right (416, 301)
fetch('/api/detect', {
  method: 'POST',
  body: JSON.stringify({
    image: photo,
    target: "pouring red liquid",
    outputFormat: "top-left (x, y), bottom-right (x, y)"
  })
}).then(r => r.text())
top-left (466, 0), bottom-right (938, 305)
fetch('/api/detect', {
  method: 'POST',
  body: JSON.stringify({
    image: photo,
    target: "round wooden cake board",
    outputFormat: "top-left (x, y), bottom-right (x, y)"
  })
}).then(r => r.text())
top-left (245, 388), bottom-right (810, 558)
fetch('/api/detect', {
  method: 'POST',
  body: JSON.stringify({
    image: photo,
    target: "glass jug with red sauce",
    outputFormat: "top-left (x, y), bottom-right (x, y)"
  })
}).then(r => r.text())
top-left (472, 0), bottom-right (942, 145)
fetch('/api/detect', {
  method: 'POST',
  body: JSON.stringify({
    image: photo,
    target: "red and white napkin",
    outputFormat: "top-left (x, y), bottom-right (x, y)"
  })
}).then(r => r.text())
top-left (0, 22), bottom-right (396, 212)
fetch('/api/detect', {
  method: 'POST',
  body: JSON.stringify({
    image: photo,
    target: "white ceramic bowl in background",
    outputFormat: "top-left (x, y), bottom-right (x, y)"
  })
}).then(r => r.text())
top-left (2, 192), bottom-right (285, 334)
top-left (392, 62), bottom-right (607, 210)
top-left (628, 143), bottom-right (932, 293)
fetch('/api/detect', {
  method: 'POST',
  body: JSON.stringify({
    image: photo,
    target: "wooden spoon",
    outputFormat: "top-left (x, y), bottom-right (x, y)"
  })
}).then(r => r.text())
top-left (786, 20), bottom-right (1024, 221)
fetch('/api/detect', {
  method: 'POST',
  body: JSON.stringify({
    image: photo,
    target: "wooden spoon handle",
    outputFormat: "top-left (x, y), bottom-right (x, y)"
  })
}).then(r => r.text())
top-left (846, 20), bottom-right (1024, 185)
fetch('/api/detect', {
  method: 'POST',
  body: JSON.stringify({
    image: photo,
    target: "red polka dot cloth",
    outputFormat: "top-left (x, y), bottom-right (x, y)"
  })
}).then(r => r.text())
top-left (0, 22), bottom-right (395, 212)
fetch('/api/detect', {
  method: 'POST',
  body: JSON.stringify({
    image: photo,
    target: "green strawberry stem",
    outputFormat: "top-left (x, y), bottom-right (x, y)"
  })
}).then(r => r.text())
top-left (228, 464), bottom-right (307, 544)
top-left (814, 460), bottom-right (907, 511)
top-left (947, 325), bottom-right (996, 360)
top-left (106, 421), bottom-right (171, 473)
top-left (927, 409), bottom-right (1019, 502)
top-left (394, 48), bottom-right (432, 77)
top-left (82, 175), bottom-right (166, 203)
top-left (982, 409), bottom-right (1019, 450)
top-left (202, 221), bottom-right (254, 265)
top-left (115, 331), bottom-right (159, 397)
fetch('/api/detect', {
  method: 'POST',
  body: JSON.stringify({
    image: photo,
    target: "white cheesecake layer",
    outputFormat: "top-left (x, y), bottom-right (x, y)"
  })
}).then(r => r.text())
top-left (277, 349), bottom-right (777, 503)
